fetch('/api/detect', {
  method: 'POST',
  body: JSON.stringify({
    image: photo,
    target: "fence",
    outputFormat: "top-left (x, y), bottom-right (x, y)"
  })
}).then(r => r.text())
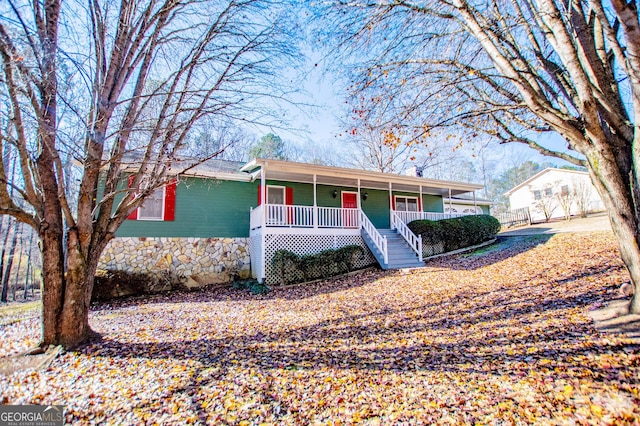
top-left (494, 207), bottom-right (531, 228)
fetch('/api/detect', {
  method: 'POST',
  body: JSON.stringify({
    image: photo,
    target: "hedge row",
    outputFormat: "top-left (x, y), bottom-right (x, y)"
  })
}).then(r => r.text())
top-left (407, 215), bottom-right (501, 255)
top-left (272, 245), bottom-right (365, 285)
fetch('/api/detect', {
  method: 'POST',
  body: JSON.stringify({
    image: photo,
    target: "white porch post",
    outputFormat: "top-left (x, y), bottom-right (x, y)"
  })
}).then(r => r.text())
top-left (448, 188), bottom-right (452, 218)
top-left (261, 168), bottom-right (266, 227)
top-left (389, 182), bottom-right (393, 228)
top-left (313, 174), bottom-right (318, 228)
top-left (357, 179), bottom-right (361, 227)
top-left (419, 185), bottom-right (423, 219)
top-left (260, 167), bottom-right (267, 282)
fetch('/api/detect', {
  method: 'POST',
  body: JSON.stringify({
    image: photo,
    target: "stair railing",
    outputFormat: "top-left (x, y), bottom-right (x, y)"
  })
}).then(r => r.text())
top-left (359, 210), bottom-right (388, 265)
top-left (391, 211), bottom-right (423, 262)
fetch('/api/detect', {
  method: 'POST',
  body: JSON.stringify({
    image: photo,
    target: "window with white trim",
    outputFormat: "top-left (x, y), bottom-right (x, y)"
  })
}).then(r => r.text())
top-left (395, 196), bottom-right (419, 212)
top-left (138, 187), bottom-right (165, 220)
top-left (267, 186), bottom-right (285, 204)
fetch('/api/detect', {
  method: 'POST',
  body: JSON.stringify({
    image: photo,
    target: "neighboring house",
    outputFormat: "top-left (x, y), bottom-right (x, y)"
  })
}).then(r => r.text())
top-left (403, 166), bottom-right (492, 215)
top-left (100, 158), bottom-right (488, 285)
top-left (445, 195), bottom-right (492, 215)
top-left (505, 168), bottom-right (604, 223)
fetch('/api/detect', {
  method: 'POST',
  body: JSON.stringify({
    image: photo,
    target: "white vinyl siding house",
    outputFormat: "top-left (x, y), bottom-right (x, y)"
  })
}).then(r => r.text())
top-left (505, 168), bottom-right (604, 222)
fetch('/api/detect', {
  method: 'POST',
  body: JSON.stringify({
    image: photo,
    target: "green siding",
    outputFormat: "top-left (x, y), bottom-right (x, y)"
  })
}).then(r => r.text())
top-left (316, 184), bottom-right (353, 208)
top-left (361, 189), bottom-right (391, 228)
top-left (117, 178), bottom-right (258, 238)
top-left (481, 205), bottom-right (490, 214)
top-left (265, 181), bottom-right (351, 208)
top-left (422, 194), bottom-right (444, 213)
top-left (117, 175), bottom-right (449, 237)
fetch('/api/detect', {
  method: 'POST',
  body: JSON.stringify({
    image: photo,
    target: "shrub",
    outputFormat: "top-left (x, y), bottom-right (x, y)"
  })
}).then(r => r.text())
top-left (271, 245), bottom-right (365, 285)
top-left (92, 269), bottom-right (176, 301)
top-left (271, 249), bottom-right (302, 285)
top-left (408, 215), bottom-right (501, 256)
top-left (232, 278), bottom-right (270, 295)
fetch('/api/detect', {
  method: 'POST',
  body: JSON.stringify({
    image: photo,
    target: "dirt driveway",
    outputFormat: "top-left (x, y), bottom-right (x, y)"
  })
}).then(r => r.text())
top-left (499, 212), bottom-right (611, 236)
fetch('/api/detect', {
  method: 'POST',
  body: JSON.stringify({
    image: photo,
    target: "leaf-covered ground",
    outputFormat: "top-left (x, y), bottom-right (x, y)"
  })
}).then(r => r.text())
top-left (1, 232), bottom-right (639, 424)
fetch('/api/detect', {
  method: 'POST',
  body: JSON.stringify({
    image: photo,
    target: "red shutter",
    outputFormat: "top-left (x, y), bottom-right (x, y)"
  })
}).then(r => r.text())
top-left (164, 180), bottom-right (176, 221)
top-left (391, 195), bottom-right (396, 210)
top-left (285, 187), bottom-right (294, 224)
top-left (258, 185), bottom-right (262, 205)
top-left (418, 196), bottom-right (422, 212)
top-left (127, 175), bottom-right (138, 220)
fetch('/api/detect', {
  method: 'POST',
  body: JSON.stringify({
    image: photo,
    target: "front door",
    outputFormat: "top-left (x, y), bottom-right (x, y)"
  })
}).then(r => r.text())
top-left (342, 192), bottom-right (358, 227)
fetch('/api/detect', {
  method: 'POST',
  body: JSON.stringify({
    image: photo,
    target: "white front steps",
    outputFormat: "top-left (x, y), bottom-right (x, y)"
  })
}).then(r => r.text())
top-left (363, 228), bottom-right (424, 270)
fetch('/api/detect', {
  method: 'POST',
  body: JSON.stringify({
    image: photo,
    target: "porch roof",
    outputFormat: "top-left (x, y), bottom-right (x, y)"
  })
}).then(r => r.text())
top-left (241, 158), bottom-right (484, 196)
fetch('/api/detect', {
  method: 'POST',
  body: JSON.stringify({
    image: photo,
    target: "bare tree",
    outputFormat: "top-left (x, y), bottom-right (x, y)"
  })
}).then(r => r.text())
top-left (555, 184), bottom-right (574, 221)
top-left (179, 117), bottom-right (255, 163)
top-left (346, 124), bottom-right (414, 173)
top-left (0, 221), bottom-right (18, 302)
top-left (23, 229), bottom-right (36, 300)
top-left (573, 178), bottom-right (594, 218)
top-left (0, 0), bottom-right (300, 347)
top-left (341, 91), bottom-right (464, 174)
top-left (532, 186), bottom-right (558, 222)
top-left (12, 221), bottom-right (26, 300)
top-left (319, 0), bottom-right (640, 313)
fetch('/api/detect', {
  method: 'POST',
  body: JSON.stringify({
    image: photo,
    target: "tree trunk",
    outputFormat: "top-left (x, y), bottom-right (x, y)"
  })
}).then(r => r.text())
top-left (24, 230), bottom-right (34, 300)
top-left (1, 226), bottom-right (18, 302)
top-left (585, 152), bottom-right (640, 314)
top-left (40, 225), bottom-right (109, 348)
top-left (13, 224), bottom-right (24, 301)
top-left (0, 218), bottom-right (14, 302)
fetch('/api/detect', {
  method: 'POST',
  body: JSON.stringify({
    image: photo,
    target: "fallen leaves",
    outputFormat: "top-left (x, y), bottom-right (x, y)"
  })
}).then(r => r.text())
top-left (0, 232), bottom-right (639, 424)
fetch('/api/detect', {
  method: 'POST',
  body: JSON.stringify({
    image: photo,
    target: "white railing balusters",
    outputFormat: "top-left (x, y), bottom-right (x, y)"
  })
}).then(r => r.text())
top-left (260, 204), bottom-right (360, 229)
top-left (394, 210), bottom-right (477, 223)
top-left (391, 211), bottom-right (423, 261)
top-left (360, 210), bottom-right (388, 265)
top-left (257, 205), bottom-right (478, 230)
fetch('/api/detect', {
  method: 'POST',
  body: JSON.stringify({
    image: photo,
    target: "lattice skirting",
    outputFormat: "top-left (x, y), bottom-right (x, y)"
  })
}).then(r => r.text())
top-left (422, 241), bottom-right (445, 258)
top-left (249, 229), bottom-right (264, 281)
top-left (261, 233), bottom-right (376, 285)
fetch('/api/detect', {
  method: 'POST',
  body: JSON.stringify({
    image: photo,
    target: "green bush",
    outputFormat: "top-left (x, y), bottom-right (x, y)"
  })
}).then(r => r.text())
top-left (271, 245), bottom-right (365, 285)
top-left (408, 215), bottom-right (501, 255)
top-left (232, 278), bottom-right (270, 295)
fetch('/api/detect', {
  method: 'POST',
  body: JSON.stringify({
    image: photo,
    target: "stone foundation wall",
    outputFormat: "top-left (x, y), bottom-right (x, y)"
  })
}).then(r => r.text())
top-left (99, 237), bottom-right (251, 288)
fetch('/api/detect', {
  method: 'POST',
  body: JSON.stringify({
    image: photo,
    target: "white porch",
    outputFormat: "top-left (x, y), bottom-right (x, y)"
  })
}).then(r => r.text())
top-left (242, 158), bottom-right (485, 283)
top-left (250, 204), bottom-right (474, 231)
top-left (249, 203), bottom-right (481, 284)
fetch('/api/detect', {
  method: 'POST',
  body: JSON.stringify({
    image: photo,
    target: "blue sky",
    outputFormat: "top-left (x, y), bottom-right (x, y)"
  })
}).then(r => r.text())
top-left (251, 40), bottom-right (579, 180)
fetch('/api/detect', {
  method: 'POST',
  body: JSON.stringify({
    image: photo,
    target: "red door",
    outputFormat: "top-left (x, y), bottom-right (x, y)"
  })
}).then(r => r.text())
top-left (342, 192), bottom-right (358, 227)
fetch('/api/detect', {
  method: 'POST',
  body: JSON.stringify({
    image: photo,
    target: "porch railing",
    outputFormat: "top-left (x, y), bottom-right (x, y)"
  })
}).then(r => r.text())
top-left (250, 204), bottom-right (263, 229)
top-left (391, 211), bottom-right (422, 262)
top-left (318, 207), bottom-right (359, 228)
top-left (360, 210), bottom-right (388, 265)
top-left (255, 204), bottom-right (361, 228)
top-left (253, 205), bottom-right (478, 230)
top-left (265, 204), bottom-right (314, 227)
top-left (393, 210), bottom-right (473, 224)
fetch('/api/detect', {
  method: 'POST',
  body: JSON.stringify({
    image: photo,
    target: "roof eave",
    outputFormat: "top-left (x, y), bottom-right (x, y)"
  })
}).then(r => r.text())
top-left (245, 158), bottom-right (484, 193)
